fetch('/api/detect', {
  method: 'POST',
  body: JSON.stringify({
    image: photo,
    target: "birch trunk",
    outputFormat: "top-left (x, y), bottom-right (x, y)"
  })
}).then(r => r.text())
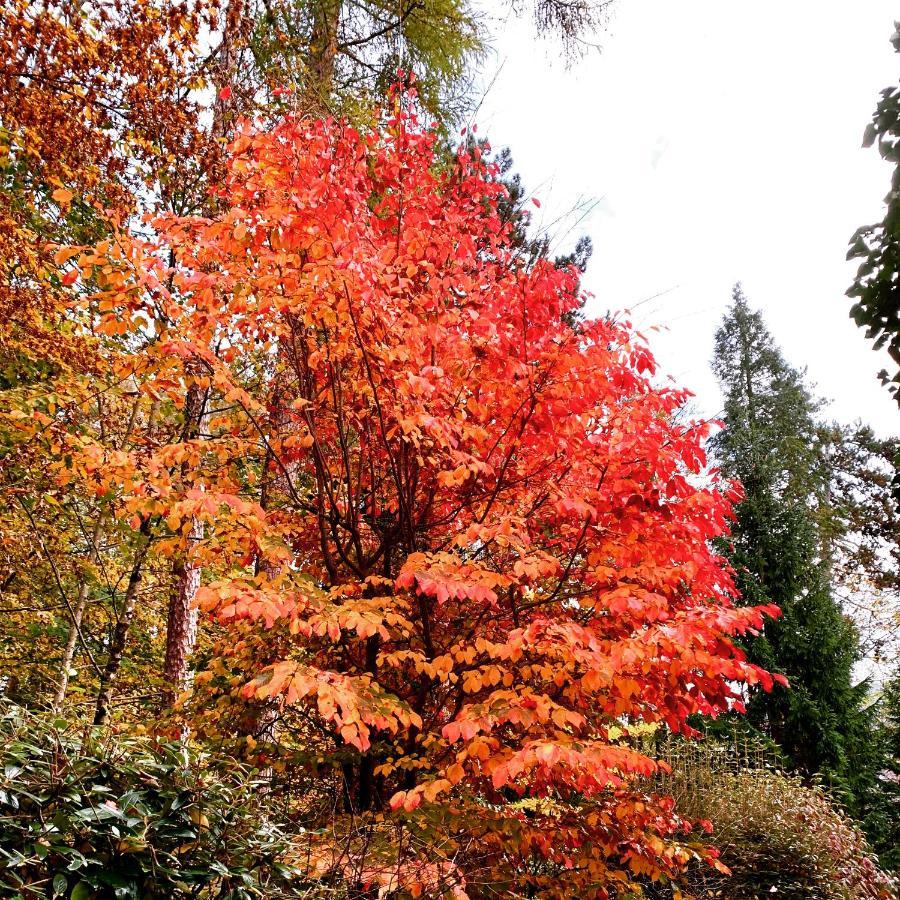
top-left (162, 380), bottom-right (208, 703)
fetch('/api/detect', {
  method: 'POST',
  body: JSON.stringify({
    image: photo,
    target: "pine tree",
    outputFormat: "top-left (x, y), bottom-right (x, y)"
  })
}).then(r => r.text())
top-left (711, 285), bottom-right (866, 779)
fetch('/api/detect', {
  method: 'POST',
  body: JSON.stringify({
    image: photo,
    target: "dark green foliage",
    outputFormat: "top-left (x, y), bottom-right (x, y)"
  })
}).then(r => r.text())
top-left (847, 22), bottom-right (900, 405)
top-left (711, 286), bottom-right (825, 500)
top-left (712, 285), bottom-right (866, 781)
top-left (0, 704), bottom-right (306, 899)
top-left (858, 669), bottom-right (900, 872)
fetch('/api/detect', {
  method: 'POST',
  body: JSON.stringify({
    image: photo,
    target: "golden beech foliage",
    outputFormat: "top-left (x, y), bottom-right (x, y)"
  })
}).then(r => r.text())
top-left (0, 0), bottom-right (230, 381)
top-left (0, 0), bottom-right (239, 713)
top-left (19, 94), bottom-right (788, 896)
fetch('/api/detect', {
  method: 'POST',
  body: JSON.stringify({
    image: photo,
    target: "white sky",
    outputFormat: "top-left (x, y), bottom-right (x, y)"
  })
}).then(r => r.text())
top-left (473, 0), bottom-right (899, 435)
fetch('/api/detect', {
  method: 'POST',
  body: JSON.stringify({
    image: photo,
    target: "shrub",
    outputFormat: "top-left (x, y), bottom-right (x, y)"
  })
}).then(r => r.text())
top-left (652, 740), bottom-right (896, 899)
top-left (0, 704), bottom-right (315, 899)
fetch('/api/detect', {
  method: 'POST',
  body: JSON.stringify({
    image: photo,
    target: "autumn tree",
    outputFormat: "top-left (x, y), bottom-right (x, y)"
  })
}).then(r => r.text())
top-left (53, 97), bottom-right (788, 896)
top-left (0, 0), bottom-right (475, 716)
top-left (0, 0), bottom-right (235, 718)
top-left (0, 0), bottom-right (617, 722)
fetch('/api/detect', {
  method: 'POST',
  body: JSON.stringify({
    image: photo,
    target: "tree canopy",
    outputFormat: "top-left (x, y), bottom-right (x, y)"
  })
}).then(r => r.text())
top-left (1, 3), bottom-right (898, 896)
top-left (711, 286), bottom-right (865, 779)
top-left (3, 99), bottom-right (790, 896)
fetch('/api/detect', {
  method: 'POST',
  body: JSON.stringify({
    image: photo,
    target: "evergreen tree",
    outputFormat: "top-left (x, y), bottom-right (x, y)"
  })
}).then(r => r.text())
top-left (711, 285), bottom-right (867, 780)
top-left (867, 667), bottom-right (900, 871)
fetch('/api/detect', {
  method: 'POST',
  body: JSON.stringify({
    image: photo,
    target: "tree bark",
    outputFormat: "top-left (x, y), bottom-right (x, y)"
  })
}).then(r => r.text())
top-left (211, 0), bottom-right (244, 141)
top-left (163, 515), bottom-right (202, 701)
top-left (305, 0), bottom-right (341, 112)
top-left (156, 0), bottom-right (238, 703)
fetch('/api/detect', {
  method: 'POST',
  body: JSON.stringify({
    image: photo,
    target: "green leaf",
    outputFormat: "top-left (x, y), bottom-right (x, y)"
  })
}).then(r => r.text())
top-left (52, 873), bottom-right (67, 896)
top-left (71, 883), bottom-right (92, 900)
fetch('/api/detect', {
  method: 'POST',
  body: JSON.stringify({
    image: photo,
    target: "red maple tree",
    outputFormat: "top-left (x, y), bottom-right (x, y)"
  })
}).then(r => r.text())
top-left (64, 94), bottom-right (784, 896)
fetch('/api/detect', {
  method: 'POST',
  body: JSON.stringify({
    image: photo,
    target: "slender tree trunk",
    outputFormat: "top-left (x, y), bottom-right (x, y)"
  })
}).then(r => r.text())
top-left (94, 519), bottom-right (152, 726)
top-left (356, 633), bottom-right (381, 812)
top-left (247, 381), bottom-right (289, 756)
top-left (53, 515), bottom-right (104, 712)
top-left (210, 0), bottom-right (246, 142)
top-left (163, 515), bottom-right (202, 701)
top-left (56, 396), bottom-right (140, 711)
top-left (156, 1), bottom-right (238, 702)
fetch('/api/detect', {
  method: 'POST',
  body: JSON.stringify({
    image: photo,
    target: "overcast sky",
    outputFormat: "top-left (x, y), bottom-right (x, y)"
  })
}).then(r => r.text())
top-left (473, 0), bottom-right (898, 435)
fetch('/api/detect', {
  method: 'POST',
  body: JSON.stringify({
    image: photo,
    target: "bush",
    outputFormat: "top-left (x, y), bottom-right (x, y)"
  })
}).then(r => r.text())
top-left (0, 704), bottom-right (314, 899)
top-left (653, 739), bottom-right (896, 899)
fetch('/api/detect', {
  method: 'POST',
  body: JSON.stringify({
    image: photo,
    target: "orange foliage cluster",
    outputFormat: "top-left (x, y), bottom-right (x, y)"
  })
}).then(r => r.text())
top-left (0, 0), bottom-right (225, 380)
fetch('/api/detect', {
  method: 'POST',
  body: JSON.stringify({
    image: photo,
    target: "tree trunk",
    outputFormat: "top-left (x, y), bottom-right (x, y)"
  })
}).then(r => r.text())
top-left (163, 515), bottom-right (202, 702)
top-left (305, 0), bottom-right (341, 112)
top-left (246, 382), bottom-right (289, 760)
top-left (53, 515), bottom-right (104, 712)
top-left (156, 1), bottom-right (237, 701)
top-left (211, 0), bottom-right (244, 141)
top-left (93, 519), bottom-right (152, 726)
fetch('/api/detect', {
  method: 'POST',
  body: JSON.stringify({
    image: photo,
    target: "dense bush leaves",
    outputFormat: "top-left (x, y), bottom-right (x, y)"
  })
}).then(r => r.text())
top-left (0, 704), bottom-right (307, 899)
top-left (651, 739), bottom-right (896, 899)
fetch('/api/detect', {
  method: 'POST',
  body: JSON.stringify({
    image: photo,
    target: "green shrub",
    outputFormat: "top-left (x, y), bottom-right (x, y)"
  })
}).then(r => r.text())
top-left (0, 704), bottom-right (314, 899)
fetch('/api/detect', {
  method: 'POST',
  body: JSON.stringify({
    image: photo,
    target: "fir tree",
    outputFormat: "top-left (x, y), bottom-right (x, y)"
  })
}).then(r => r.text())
top-left (711, 285), bottom-right (866, 779)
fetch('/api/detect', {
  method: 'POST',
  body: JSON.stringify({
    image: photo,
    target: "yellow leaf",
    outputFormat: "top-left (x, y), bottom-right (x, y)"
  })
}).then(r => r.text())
top-left (52, 187), bottom-right (74, 206)
top-left (423, 778), bottom-right (451, 802)
top-left (53, 246), bottom-right (80, 266)
top-left (188, 809), bottom-right (210, 829)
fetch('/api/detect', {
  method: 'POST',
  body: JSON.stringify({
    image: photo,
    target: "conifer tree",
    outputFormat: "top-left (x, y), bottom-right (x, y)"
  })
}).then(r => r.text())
top-left (711, 285), bottom-right (866, 778)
